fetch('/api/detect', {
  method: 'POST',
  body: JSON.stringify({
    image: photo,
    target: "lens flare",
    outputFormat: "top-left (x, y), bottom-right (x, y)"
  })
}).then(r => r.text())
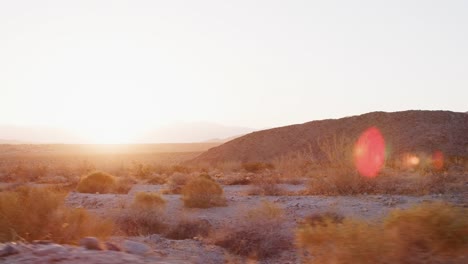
top-left (354, 127), bottom-right (386, 178)
top-left (408, 155), bottom-right (420, 166)
top-left (432, 150), bottom-right (444, 170)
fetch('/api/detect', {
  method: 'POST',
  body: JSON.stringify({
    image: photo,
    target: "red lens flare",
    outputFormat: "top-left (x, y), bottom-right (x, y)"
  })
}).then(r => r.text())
top-left (354, 127), bottom-right (386, 178)
top-left (432, 150), bottom-right (444, 170)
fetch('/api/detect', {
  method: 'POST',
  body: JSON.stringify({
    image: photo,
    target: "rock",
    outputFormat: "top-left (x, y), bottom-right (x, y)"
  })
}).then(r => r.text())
top-left (80, 237), bottom-right (103, 250)
top-left (0, 244), bottom-right (19, 257)
top-left (34, 244), bottom-right (66, 256)
top-left (123, 240), bottom-right (150, 255)
top-left (105, 242), bottom-right (121, 251)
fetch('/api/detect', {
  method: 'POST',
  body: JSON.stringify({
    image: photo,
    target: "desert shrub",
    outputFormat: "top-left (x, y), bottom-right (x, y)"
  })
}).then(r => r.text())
top-left (113, 177), bottom-right (134, 194)
top-left (297, 218), bottom-right (385, 264)
top-left (114, 208), bottom-right (167, 236)
top-left (247, 179), bottom-right (285, 196)
top-left (297, 203), bottom-right (468, 264)
top-left (223, 173), bottom-right (252, 185)
top-left (132, 192), bottom-right (166, 209)
top-left (146, 174), bottom-right (167, 185)
top-left (170, 165), bottom-right (191, 174)
top-left (131, 162), bottom-right (152, 179)
top-left (307, 169), bottom-right (376, 195)
top-left (0, 186), bottom-right (114, 243)
top-left (115, 193), bottom-right (167, 236)
top-left (163, 172), bottom-right (191, 194)
top-left (165, 218), bottom-right (211, 240)
top-left (76, 171), bottom-right (132, 194)
top-left (76, 171), bottom-right (116, 194)
top-left (385, 202), bottom-right (468, 262)
top-left (214, 201), bottom-right (293, 259)
top-left (302, 211), bottom-right (344, 226)
top-left (242, 162), bottom-right (274, 173)
top-left (182, 176), bottom-right (226, 208)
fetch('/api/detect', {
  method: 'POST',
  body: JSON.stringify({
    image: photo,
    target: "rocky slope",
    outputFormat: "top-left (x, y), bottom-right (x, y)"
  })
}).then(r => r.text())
top-left (190, 110), bottom-right (468, 164)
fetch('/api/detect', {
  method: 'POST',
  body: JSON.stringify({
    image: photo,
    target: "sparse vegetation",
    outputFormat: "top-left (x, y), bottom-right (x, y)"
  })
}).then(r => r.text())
top-left (0, 186), bottom-right (114, 243)
top-left (242, 162), bottom-right (274, 173)
top-left (76, 171), bottom-right (132, 194)
top-left (213, 201), bottom-right (293, 259)
top-left (165, 218), bottom-right (211, 240)
top-left (297, 203), bottom-right (468, 264)
top-left (132, 192), bottom-right (166, 209)
top-left (181, 175), bottom-right (227, 208)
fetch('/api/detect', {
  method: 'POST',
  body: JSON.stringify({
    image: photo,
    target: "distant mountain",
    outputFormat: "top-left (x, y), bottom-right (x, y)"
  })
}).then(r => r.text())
top-left (0, 139), bottom-right (28, 144)
top-left (0, 123), bottom-right (256, 144)
top-left (0, 126), bottom-right (83, 144)
top-left (139, 122), bottom-right (255, 143)
top-left (203, 134), bottom-right (246, 143)
top-left (190, 110), bottom-right (468, 164)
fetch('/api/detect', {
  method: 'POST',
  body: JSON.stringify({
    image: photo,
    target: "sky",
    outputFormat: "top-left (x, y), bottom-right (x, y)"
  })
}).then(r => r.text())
top-left (1, 0), bottom-right (467, 143)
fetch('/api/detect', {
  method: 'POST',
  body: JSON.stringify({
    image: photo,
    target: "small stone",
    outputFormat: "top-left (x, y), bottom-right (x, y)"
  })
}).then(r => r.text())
top-left (0, 244), bottom-right (19, 257)
top-left (34, 244), bottom-right (66, 256)
top-left (123, 240), bottom-right (150, 255)
top-left (105, 242), bottom-right (121, 251)
top-left (80, 237), bottom-right (103, 250)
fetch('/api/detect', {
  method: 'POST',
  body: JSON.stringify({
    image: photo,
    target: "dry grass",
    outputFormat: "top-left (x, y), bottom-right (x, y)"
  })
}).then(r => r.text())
top-left (0, 186), bottom-right (114, 243)
top-left (213, 201), bottom-right (293, 259)
top-left (297, 202), bottom-right (468, 264)
top-left (242, 162), bottom-right (274, 173)
top-left (162, 172), bottom-right (191, 194)
top-left (181, 175), bottom-right (227, 208)
top-left (247, 179), bottom-right (286, 196)
top-left (132, 192), bottom-right (166, 209)
top-left (165, 218), bottom-right (212, 240)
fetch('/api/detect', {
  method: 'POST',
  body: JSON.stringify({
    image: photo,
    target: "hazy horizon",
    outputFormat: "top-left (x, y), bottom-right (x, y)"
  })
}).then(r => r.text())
top-left (1, 0), bottom-right (467, 143)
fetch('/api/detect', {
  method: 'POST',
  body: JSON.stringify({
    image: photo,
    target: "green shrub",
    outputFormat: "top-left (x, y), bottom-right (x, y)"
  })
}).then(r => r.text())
top-left (181, 176), bottom-right (226, 208)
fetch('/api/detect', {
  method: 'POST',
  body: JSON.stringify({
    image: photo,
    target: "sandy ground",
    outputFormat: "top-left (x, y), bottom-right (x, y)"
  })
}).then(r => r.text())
top-left (1, 182), bottom-right (467, 263)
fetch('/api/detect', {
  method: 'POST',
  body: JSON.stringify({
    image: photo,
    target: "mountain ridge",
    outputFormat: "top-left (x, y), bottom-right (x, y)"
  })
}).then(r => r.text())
top-left (190, 110), bottom-right (468, 164)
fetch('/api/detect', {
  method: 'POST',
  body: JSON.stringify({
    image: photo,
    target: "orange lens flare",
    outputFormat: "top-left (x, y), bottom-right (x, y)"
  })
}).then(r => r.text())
top-left (432, 150), bottom-right (444, 170)
top-left (408, 155), bottom-right (420, 166)
top-left (354, 127), bottom-right (386, 178)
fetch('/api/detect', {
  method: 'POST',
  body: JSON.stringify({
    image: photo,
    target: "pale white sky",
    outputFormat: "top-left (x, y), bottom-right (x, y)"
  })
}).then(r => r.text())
top-left (1, 0), bottom-right (467, 143)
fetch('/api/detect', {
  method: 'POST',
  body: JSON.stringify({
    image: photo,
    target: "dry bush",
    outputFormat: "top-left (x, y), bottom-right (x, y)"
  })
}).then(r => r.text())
top-left (222, 173), bottom-right (252, 185)
top-left (385, 202), bottom-right (468, 262)
top-left (0, 186), bottom-right (114, 243)
top-left (242, 162), bottom-right (274, 173)
top-left (297, 203), bottom-right (468, 264)
top-left (272, 147), bottom-right (317, 181)
top-left (132, 192), bottom-right (166, 209)
top-left (164, 218), bottom-right (211, 240)
top-left (76, 171), bottom-right (116, 193)
top-left (182, 176), bottom-right (226, 208)
top-left (131, 162), bottom-right (152, 179)
top-left (213, 201), bottom-right (293, 259)
top-left (114, 208), bottom-right (167, 236)
top-left (306, 168), bottom-right (377, 195)
top-left (162, 172), bottom-right (191, 194)
top-left (146, 174), bottom-right (167, 185)
top-left (76, 171), bottom-right (132, 194)
top-left (247, 179), bottom-right (286, 196)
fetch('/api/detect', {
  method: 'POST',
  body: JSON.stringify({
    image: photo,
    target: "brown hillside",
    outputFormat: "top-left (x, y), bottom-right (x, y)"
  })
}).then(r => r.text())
top-left (190, 110), bottom-right (468, 164)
